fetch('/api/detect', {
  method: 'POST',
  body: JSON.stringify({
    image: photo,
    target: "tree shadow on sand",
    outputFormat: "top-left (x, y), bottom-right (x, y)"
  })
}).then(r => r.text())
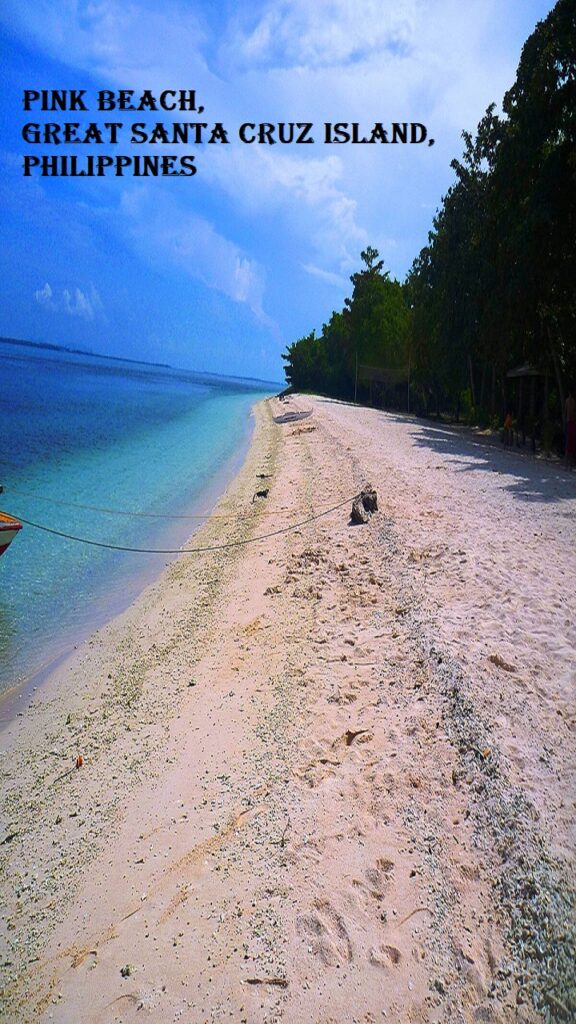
top-left (310, 397), bottom-right (575, 508)
top-left (409, 422), bottom-right (575, 507)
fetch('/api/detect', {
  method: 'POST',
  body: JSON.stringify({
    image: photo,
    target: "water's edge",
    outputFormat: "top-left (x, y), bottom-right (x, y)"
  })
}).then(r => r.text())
top-left (0, 403), bottom-right (260, 727)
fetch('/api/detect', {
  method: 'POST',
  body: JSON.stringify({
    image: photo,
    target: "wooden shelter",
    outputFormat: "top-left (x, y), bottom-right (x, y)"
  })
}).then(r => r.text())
top-left (356, 363), bottom-right (410, 410)
top-left (505, 363), bottom-right (546, 451)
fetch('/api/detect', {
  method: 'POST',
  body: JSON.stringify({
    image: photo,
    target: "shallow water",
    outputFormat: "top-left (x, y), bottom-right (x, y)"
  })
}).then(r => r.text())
top-left (0, 341), bottom-right (277, 693)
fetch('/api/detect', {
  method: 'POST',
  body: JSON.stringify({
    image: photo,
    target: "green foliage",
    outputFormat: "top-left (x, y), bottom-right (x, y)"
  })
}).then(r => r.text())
top-left (283, 0), bottom-right (575, 436)
top-left (406, 0), bottom-right (575, 423)
top-left (283, 248), bottom-right (411, 403)
top-left (494, 0), bottom-right (576, 389)
top-left (281, 331), bottom-right (326, 392)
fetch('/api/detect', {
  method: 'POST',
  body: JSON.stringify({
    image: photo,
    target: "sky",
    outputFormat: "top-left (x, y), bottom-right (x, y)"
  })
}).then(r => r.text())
top-left (0, 0), bottom-right (557, 381)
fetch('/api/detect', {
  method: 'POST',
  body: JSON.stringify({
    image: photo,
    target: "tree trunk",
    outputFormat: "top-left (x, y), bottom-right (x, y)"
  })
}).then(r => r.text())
top-left (468, 355), bottom-right (476, 410)
top-left (490, 364), bottom-right (496, 417)
top-left (543, 366), bottom-right (550, 453)
top-left (479, 362), bottom-right (487, 411)
top-left (548, 328), bottom-right (565, 429)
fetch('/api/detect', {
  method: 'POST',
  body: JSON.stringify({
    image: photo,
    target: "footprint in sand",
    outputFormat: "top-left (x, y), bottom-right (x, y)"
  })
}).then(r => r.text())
top-left (295, 748), bottom-right (342, 787)
top-left (368, 944), bottom-right (402, 968)
top-left (296, 728), bottom-right (374, 787)
top-left (297, 898), bottom-right (353, 965)
top-left (352, 857), bottom-right (395, 903)
top-left (333, 728), bottom-right (374, 750)
top-left (327, 688), bottom-right (358, 705)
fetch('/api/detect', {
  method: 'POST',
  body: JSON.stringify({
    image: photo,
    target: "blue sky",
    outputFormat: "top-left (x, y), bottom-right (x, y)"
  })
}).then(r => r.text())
top-left (0, 0), bottom-right (556, 380)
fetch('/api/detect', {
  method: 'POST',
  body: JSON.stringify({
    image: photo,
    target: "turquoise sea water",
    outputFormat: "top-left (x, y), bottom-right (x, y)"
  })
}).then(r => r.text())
top-left (0, 341), bottom-right (277, 696)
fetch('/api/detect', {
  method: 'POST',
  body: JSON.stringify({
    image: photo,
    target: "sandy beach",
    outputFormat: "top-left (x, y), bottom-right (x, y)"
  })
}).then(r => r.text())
top-left (1, 394), bottom-right (575, 1023)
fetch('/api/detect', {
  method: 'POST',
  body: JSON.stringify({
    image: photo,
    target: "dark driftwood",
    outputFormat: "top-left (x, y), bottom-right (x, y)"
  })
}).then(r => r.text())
top-left (361, 484), bottom-right (378, 512)
top-left (350, 484), bottom-right (378, 524)
top-left (350, 497), bottom-right (370, 524)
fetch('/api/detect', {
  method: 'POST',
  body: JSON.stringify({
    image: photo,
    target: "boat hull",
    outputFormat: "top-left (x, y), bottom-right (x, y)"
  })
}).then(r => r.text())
top-left (0, 513), bottom-right (23, 557)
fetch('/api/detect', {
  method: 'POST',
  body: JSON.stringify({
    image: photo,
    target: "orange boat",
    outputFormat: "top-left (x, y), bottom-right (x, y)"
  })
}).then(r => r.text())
top-left (0, 512), bottom-right (22, 557)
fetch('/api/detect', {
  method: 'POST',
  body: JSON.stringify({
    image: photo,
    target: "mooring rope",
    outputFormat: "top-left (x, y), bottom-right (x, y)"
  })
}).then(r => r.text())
top-left (10, 493), bottom-right (358, 554)
top-left (4, 486), bottom-right (273, 519)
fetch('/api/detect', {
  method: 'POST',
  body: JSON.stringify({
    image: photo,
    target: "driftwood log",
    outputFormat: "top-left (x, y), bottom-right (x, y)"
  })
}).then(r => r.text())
top-left (350, 484), bottom-right (378, 525)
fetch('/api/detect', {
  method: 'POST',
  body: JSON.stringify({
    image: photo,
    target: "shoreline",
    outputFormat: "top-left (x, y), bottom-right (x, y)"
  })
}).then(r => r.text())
top-left (1, 394), bottom-right (574, 1023)
top-left (0, 395), bottom-right (275, 747)
top-left (0, 402), bottom-right (260, 725)
top-left (0, 395), bottom-right (282, 1017)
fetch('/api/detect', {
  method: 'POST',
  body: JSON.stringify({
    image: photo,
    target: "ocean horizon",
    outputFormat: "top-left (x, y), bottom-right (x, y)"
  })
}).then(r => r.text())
top-left (0, 339), bottom-right (278, 699)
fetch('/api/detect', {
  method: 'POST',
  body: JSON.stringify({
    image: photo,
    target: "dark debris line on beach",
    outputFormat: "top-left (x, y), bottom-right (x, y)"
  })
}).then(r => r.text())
top-left (436, 651), bottom-right (576, 1021)
top-left (376, 514), bottom-right (576, 1023)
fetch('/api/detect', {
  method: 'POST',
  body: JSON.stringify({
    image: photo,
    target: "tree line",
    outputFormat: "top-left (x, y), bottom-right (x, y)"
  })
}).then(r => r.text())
top-left (282, 0), bottom-right (575, 444)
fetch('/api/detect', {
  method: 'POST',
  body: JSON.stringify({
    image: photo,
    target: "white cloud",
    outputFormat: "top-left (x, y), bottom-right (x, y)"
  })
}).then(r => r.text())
top-left (5, 0), bottom-right (556, 302)
top-left (34, 281), bottom-right (105, 320)
top-left (119, 186), bottom-right (274, 326)
top-left (0, 0), bottom-right (208, 79)
top-left (223, 0), bottom-right (419, 69)
top-left (63, 285), bottom-right (103, 319)
top-left (302, 263), bottom-right (349, 288)
top-left (206, 148), bottom-right (367, 270)
top-left (34, 282), bottom-right (56, 310)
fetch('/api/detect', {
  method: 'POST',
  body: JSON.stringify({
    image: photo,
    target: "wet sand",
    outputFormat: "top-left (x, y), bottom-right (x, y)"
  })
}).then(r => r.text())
top-left (1, 395), bottom-right (574, 1023)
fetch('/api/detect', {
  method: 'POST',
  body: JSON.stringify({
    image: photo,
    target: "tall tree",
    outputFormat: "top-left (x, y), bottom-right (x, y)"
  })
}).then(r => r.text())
top-left (491, 0), bottom-right (576, 414)
top-left (344, 247), bottom-right (411, 400)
